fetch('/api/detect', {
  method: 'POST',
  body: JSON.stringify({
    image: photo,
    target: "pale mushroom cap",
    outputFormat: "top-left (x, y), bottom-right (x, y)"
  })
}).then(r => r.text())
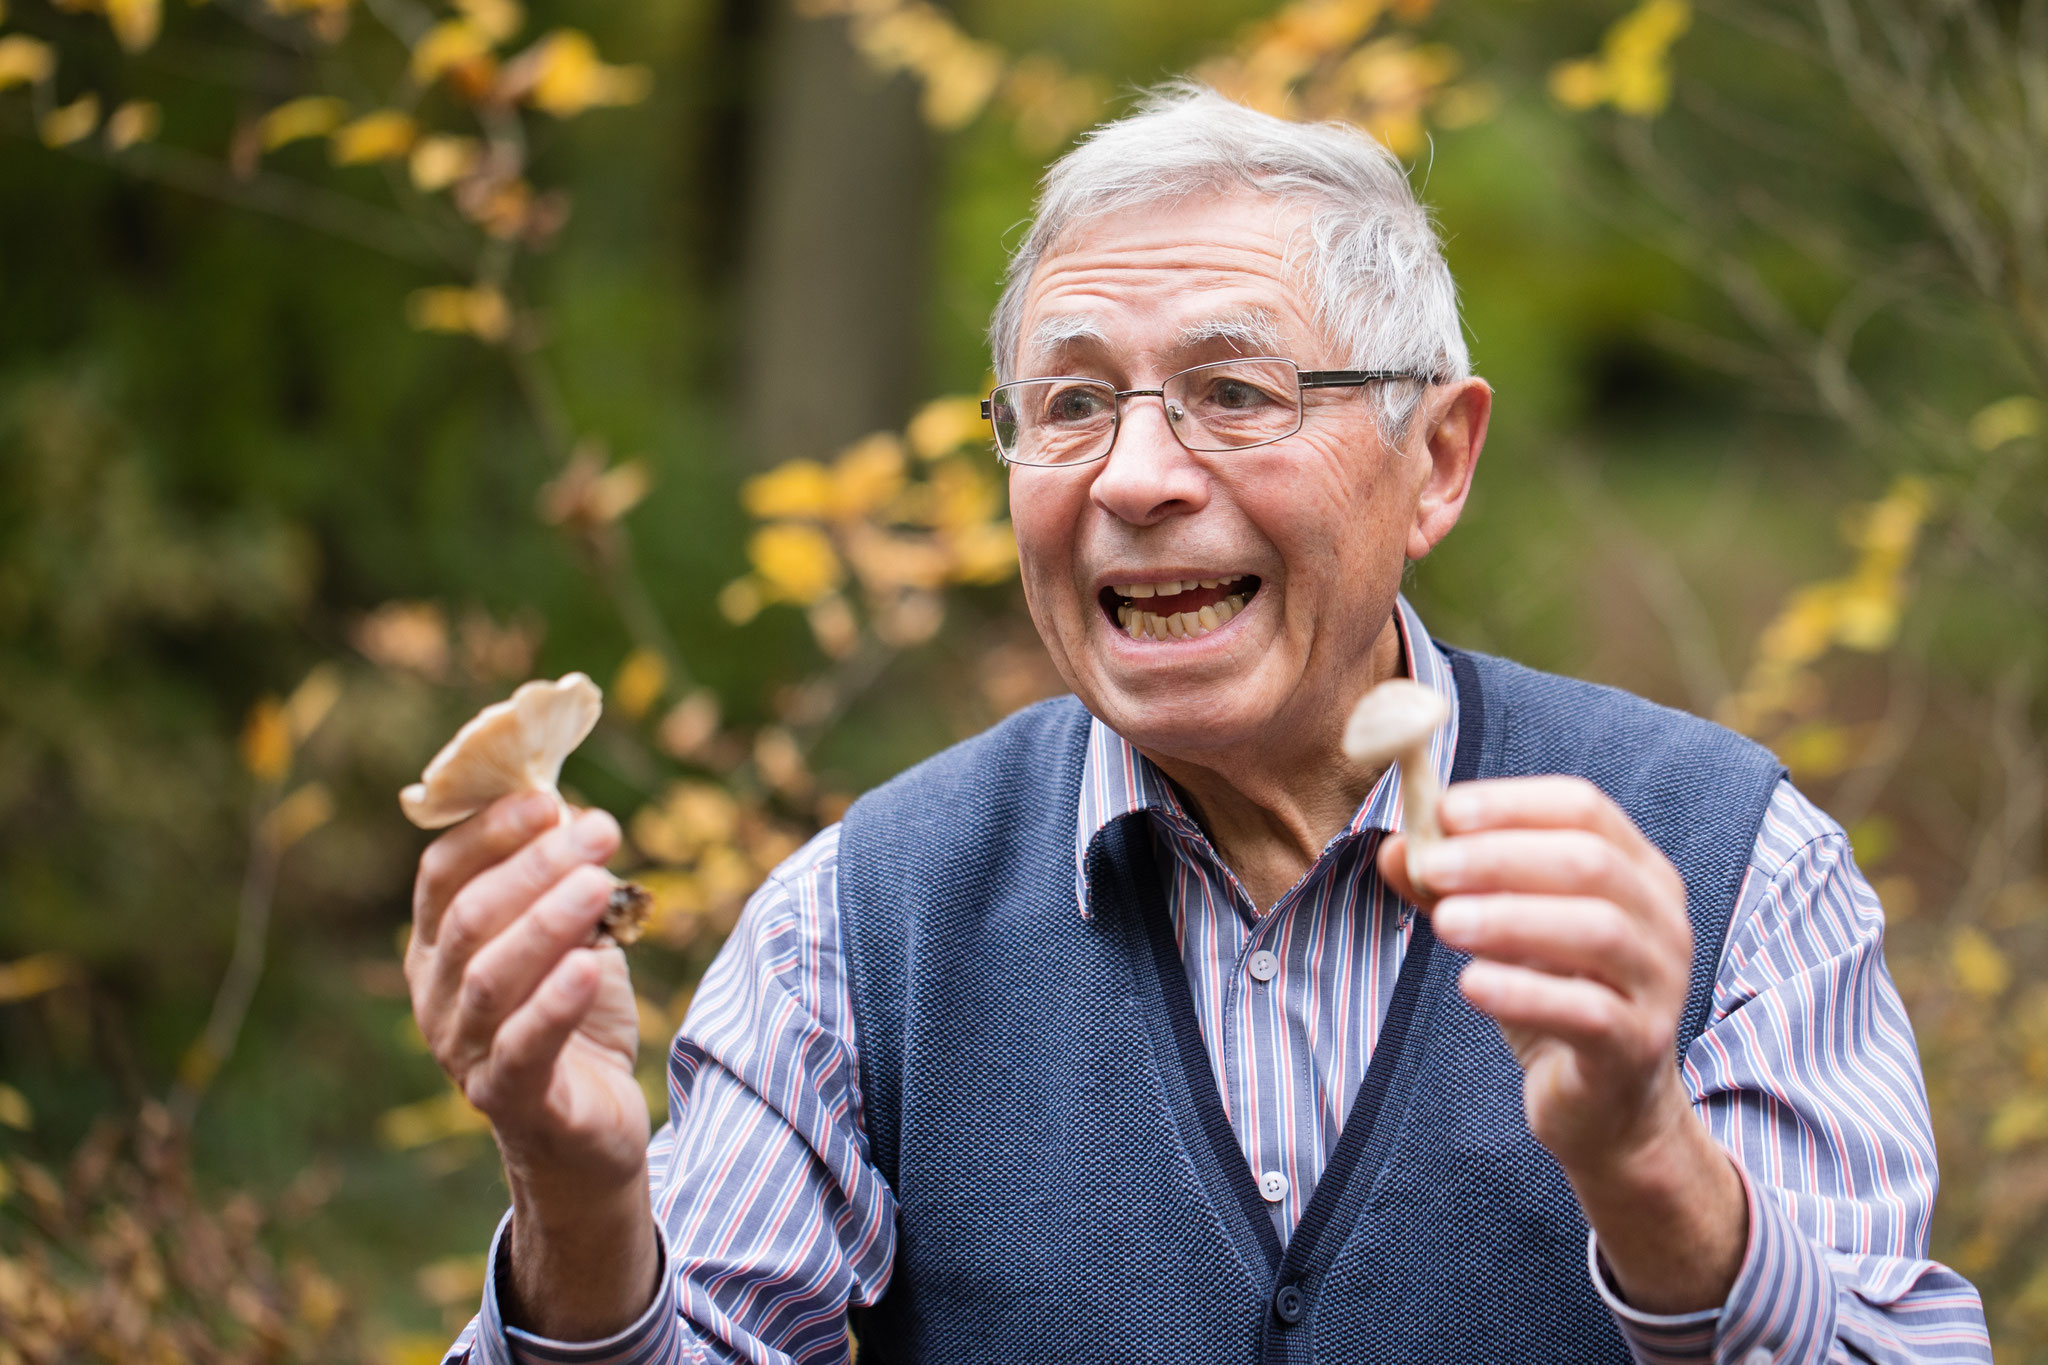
top-left (399, 672), bottom-right (604, 829)
top-left (1342, 678), bottom-right (1451, 768)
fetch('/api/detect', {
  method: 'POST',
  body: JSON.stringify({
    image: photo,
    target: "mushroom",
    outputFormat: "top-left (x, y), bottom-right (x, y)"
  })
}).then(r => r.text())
top-left (1342, 678), bottom-right (1452, 898)
top-left (400, 672), bottom-right (651, 946)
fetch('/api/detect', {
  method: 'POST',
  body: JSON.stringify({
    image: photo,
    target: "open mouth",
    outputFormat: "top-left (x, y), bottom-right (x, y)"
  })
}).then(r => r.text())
top-left (1099, 575), bottom-right (1261, 642)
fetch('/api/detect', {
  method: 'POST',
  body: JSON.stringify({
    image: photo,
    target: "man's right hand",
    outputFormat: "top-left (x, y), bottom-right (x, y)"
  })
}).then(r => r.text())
top-left (405, 790), bottom-right (661, 1339)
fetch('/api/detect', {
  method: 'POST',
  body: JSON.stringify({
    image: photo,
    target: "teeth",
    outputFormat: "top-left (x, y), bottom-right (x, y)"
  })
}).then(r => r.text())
top-left (1197, 605), bottom-right (1220, 630)
top-left (1109, 574), bottom-right (1249, 599)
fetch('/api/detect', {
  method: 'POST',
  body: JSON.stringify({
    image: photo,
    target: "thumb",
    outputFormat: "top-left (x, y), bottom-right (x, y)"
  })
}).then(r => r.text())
top-left (1376, 832), bottom-right (1431, 906)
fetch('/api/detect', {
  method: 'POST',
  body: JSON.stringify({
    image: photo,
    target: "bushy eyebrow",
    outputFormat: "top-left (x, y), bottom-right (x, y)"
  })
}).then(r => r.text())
top-left (1026, 315), bottom-right (1108, 358)
top-left (1022, 306), bottom-right (1286, 372)
top-left (1175, 307), bottom-right (1284, 356)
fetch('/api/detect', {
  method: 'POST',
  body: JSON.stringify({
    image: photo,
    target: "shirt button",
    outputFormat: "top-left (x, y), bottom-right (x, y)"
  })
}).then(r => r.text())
top-left (1248, 949), bottom-right (1279, 982)
top-left (1258, 1170), bottom-right (1289, 1202)
top-left (1741, 1352), bottom-right (1771, 1365)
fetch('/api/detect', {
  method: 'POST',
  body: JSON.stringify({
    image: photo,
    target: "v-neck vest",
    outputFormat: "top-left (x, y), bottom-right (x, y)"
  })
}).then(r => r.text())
top-left (837, 648), bottom-right (1784, 1363)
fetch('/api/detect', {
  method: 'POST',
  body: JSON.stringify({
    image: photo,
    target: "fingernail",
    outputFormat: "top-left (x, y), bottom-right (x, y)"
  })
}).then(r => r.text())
top-left (571, 808), bottom-right (615, 856)
top-left (514, 791), bottom-right (556, 829)
top-left (1439, 787), bottom-right (1473, 825)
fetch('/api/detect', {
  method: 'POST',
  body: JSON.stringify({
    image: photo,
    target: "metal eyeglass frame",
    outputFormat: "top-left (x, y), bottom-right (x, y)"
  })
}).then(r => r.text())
top-left (979, 358), bottom-right (1437, 468)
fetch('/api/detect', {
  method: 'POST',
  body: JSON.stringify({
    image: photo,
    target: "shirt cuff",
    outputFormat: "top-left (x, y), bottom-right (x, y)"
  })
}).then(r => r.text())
top-left (472, 1209), bottom-right (680, 1365)
top-left (1588, 1159), bottom-right (1837, 1365)
top-left (1588, 1232), bottom-right (1719, 1365)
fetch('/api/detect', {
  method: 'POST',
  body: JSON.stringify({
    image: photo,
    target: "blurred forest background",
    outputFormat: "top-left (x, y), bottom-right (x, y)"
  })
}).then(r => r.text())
top-left (0, 0), bottom-right (2042, 1357)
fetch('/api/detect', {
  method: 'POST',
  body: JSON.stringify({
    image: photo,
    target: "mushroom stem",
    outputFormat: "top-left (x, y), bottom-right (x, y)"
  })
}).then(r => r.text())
top-left (1393, 740), bottom-right (1442, 898)
top-left (1341, 677), bottom-right (1452, 902)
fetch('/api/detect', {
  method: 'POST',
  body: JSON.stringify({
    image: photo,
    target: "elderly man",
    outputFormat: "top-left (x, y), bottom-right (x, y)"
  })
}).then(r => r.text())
top-left (412, 88), bottom-right (1988, 1363)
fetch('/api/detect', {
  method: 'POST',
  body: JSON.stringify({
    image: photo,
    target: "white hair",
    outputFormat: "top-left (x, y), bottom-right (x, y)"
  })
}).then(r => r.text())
top-left (990, 82), bottom-right (1471, 433)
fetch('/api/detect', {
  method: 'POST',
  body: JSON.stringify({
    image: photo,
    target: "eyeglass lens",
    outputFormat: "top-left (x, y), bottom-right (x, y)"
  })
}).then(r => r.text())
top-left (990, 358), bottom-right (1304, 466)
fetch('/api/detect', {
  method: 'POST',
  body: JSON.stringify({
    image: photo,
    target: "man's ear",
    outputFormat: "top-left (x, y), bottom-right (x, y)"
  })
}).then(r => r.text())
top-left (1406, 378), bottom-right (1491, 561)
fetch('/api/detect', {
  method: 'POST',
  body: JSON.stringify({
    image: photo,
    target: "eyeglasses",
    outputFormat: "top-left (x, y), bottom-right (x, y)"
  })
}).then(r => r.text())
top-left (980, 357), bottom-right (1435, 469)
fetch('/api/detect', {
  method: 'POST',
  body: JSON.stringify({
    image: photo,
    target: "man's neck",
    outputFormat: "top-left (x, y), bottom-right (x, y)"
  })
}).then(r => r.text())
top-left (1134, 622), bottom-right (1408, 913)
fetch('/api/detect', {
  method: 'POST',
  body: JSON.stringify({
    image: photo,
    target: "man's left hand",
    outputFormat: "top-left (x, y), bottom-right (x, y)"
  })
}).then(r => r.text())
top-left (1378, 775), bottom-right (1748, 1314)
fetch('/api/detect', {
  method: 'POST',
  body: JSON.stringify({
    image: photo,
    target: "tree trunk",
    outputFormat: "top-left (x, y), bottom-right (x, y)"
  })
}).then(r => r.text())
top-left (741, 1), bottom-right (932, 470)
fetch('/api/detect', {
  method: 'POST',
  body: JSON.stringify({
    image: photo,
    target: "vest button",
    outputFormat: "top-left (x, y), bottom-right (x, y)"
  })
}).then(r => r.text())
top-left (1272, 1283), bottom-right (1305, 1324)
top-left (1258, 1170), bottom-right (1289, 1202)
top-left (1248, 949), bottom-right (1279, 982)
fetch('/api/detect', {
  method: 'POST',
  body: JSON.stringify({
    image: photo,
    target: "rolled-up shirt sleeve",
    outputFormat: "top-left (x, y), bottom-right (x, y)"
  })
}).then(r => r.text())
top-left (1595, 779), bottom-right (1989, 1363)
top-left (442, 824), bottom-right (895, 1365)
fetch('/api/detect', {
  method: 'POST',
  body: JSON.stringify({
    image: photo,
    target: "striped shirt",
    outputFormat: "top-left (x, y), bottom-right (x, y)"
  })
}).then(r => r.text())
top-left (447, 598), bottom-right (1990, 1364)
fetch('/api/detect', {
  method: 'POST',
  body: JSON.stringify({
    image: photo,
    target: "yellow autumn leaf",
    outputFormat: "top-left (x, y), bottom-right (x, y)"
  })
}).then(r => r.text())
top-left (907, 395), bottom-right (987, 460)
top-left (283, 663), bottom-right (341, 741)
top-left (330, 109), bottom-right (417, 165)
top-left (294, 1265), bottom-right (346, 1335)
top-left (409, 133), bottom-right (480, 192)
top-left (258, 96), bottom-right (348, 150)
top-left (105, 98), bottom-right (160, 151)
top-left (920, 38), bottom-right (1003, 129)
top-left (0, 34), bottom-right (55, 90)
top-left (1548, 0), bottom-right (1690, 117)
top-left (633, 868), bottom-right (707, 938)
top-left (415, 1254), bottom-right (487, 1307)
top-left (377, 1087), bottom-right (489, 1149)
top-left (103, 0), bottom-right (159, 51)
top-left (807, 593), bottom-right (860, 659)
top-left (455, 0), bottom-right (522, 44)
top-left (1967, 395), bottom-right (2041, 453)
top-left (0, 1083), bottom-right (32, 1130)
top-left (1952, 926), bottom-right (2012, 1000)
top-left (1990, 1093), bottom-right (2048, 1152)
top-left (831, 433), bottom-right (907, 519)
top-left (717, 577), bottom-right (764, 624)
top-left (749, 523), bottom-right (844, 604)
top-left (753, 727), bottom-right (811, 797)
top-left (612, 647), bottom-right (667, 720)
top-left (742, 461), bottom-right (834, 520)
top-left (926, 457), bottom-right (1000, 531)
top-left (261, 782), bottom-right (334, 852)
top-left (0, 953), bottom-right (78, 1005)
top-left (411, 20), bottom-right (490, 84)
top-left (514, 30), bottom-right (650, 118)
top-left (947, 520), bottom-right (1019, 583)
top-left (405, 285), bottom-right (510, 342)
top-left (39, 93), bottom-right (100, 148)
top-left (240, 695), bottom-right (293, 781)
top-left (655, 688), bottom-right (721, 760)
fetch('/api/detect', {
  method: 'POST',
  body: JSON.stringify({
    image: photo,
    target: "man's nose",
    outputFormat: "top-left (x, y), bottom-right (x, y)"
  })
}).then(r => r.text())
top-left (1089, 394), bottom-right (1210, 526)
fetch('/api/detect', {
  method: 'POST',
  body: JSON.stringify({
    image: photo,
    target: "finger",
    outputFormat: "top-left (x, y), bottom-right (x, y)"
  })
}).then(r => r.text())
top-left (1430, 894), bottom-right (1660, 995)
top-left (463, 948), bottom-right (604, 1122)
top-left (1438, 776), bottom-right (1634, 839)
top-left (451, 863), bottom-right (616, 1058)
top-left (413, 791), bottom-right (563, 946)
top-left (424, 809), bottom-right (621, 1034)
top-left (1412, 829), bottom-right (1670, 922)
top-left (1377, 832), bottom-right (1424, 904)
top-left (1458, 959), bottom-right (1650, 1060)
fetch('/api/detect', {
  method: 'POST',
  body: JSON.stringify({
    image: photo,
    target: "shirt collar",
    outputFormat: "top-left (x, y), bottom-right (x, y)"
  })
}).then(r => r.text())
top-left (1072, 593), bottom-right (1460, 919)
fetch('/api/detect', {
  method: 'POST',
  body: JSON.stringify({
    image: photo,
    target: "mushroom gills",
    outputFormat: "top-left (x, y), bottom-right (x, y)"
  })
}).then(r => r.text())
top-left (596, 880), bottom-right (653, 947)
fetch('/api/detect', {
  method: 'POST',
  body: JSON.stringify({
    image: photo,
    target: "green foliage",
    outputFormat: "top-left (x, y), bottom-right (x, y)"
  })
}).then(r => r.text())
top-left (1, 0), bottom-right (2043, 1354)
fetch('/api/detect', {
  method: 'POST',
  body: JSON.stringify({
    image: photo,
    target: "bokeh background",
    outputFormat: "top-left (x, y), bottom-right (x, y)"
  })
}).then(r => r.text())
top-left (1, 0), bottom-right (2042, 1357)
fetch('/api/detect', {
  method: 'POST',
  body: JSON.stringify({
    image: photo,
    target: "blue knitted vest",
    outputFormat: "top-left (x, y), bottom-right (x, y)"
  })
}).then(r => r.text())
top-left (837, 649), bottom-right (1784, 1363)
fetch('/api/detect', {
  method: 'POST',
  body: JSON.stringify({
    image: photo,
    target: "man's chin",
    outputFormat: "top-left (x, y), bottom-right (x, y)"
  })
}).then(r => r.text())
top-left (1077, 675), bottom-right (1286, 763)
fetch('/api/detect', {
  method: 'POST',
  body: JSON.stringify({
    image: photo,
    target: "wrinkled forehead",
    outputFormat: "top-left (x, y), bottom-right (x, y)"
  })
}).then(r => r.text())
top-left (1015, 191), bottom-right (1330, 375)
